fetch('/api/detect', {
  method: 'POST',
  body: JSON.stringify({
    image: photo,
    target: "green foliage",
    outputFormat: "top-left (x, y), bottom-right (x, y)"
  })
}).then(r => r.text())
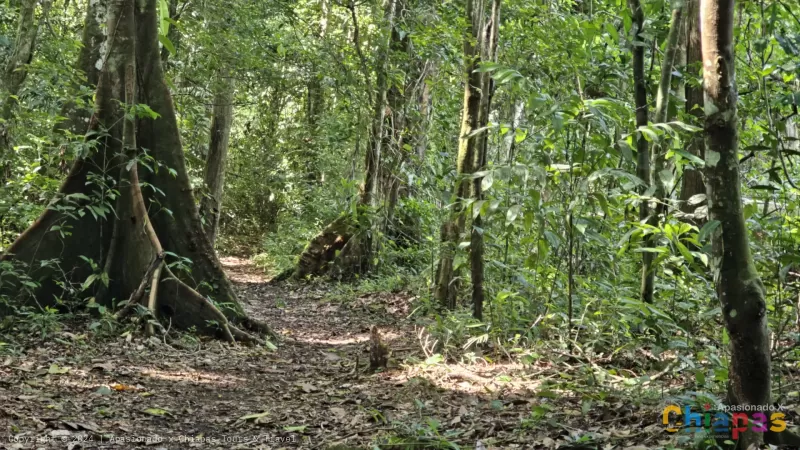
top-left (3, 3), bottom-right (800, 446)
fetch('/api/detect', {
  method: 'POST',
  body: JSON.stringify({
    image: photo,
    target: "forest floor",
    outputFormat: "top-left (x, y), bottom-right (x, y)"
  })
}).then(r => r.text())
top-left (0, 257), bottom-right (730, 449)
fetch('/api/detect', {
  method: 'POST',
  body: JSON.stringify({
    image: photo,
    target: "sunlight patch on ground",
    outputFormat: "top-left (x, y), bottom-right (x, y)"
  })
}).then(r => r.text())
top-left (219, 256), bottom-right (268, 284)
top-left (294, 334), bottom-right (370, 345)
top-left (391, 361), bottom-right (545, 395)
top-left (293, 330), bottom-right (403, 346)
top-left (140, 368), bottom-right (247, 385)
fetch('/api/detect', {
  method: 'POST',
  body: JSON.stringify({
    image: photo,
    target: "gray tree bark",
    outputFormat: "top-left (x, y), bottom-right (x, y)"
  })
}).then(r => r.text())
top-left (679, 0), bottom-right (706, 218)
top-left (433, 0), bottom-right (495, 309)
top-left (701, 0), bottom-right (770, 447)
top-left (199, 72), bottom-right (234, 246)
top-left (470, 0), bottom-right (500, 319)
top-left (55, 0), bottom-right (106, 138)
top-left (629, 0), bottom-right (653, 303)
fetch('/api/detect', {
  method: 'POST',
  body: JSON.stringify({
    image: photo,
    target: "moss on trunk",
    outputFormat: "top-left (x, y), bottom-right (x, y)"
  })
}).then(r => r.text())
top-left (701, 0), bottom-right (771, 446)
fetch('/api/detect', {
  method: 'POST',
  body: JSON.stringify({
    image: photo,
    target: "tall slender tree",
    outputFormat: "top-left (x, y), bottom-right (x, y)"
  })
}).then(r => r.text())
top-left (701, 0), bottom-right (770, 446)
top-left (1, 0), bottom-right (51, 168)
top-left (628, 0), bottom-right (653, 303)
top-left (636, 1), bottom-right (683, 304)
top-left (678, 0), bottom-right (706, 218)
top-left (199, 71), bottom-right (234, 246)
top-left (433, 0), bottom-right (498, 311)
top-left (470, 0), bottom-right (500, 319)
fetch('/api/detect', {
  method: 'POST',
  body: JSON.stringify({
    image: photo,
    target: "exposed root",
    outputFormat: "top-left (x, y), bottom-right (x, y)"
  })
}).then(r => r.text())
top-left (145, 261), bottom-right (164, 337)
top-left (228, 324), bottom-right (264, 345)
top-left (238, 316), bottom-right (277, 340)
top-left (113, 254), bottom-right (165, 321)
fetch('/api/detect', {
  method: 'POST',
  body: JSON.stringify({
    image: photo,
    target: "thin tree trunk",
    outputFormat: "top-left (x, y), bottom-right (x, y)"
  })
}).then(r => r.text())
top-left (415, 62), bottom-right (434, 160)
top-left (356, 0), bottom-right (396, 274)
top-left (639, 3), bottom-right (683, 304)
top-left (360, 0), bottom-right (396, 208)
top-left (433, 0), bottom-right (487, 308)
top-left (199, 71), bottom-right (234, 246)
top-left (470, 0), bottom-right (500, 320)
top-left (56, 0), bottom-right (106, 137)
top-left (679, 0), bottom-right (706, 217)
top-left (701, 0), bottom-right (770, 447)
top-left (0, 0), bottom-right (51, 167)
top-left (283, 0), bottom-right (397, 280)
top-left (629, 0), bottom-right (653, 303)
top-left (305, 0), bottom-right (329, 184)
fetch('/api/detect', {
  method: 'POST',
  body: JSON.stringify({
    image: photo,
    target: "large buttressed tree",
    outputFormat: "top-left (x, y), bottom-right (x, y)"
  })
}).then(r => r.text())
top-left (1, 0), bottom-right (268, 342)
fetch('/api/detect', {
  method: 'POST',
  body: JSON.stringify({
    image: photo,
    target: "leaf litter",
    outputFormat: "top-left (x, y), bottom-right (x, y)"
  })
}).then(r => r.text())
top-left (0, 257), bottom-right (787, 449)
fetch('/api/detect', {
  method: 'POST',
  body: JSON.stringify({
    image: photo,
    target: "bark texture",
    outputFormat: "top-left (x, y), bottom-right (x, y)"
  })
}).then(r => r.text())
top-left (199, 72), bottom-right (234, 246)
top-left (304, 0), bottom-right (329, 185)
top-left (56, 0), bottom-right (106, 137)
top-left (701, 0), bottom-right (770, 447)
top-left (2, 0), bottom-right (269, 342)
top-left (629, 0), bottom-right (653, 303)
top-left (361, 0), bottom-right (397, 208)
top-left (470, 0), bottom-right (500, 320)
top-left (1, 0), bottom-right (51, 165)
top-left (679, 0), bottom-right (706, 218)
top-left (433, 0), bottom-right (496, 310)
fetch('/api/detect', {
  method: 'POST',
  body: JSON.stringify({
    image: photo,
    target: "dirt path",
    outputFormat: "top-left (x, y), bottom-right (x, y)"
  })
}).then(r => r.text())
top-left (0, 258), bottom-right (658, 449)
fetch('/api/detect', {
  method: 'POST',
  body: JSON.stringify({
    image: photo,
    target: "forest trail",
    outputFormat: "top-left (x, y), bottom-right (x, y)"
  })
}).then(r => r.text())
top-left (0, 258), bottom-right (666, 449)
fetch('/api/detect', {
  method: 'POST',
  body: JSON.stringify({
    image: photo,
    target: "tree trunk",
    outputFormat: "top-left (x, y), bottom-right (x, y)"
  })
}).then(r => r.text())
top-left (629, 0), bottom-right (653, 303)
top-left (470, 0), bottom-right (501, 320)
top-left (304, 0), bottom-right (329, 185)
top-left (199, 71), bottom-right (234, 246)
top-left (414, 62), bottom-right (434, 161)
top-left (284, 0), bottom-right (397, 281)
top-left (1, 0), bottom-right (269, 342)
top-left (701, 0), bottom-right (770, 447)
top-left (0, 0), bottom-right (51, 167)
top-left (679, 0), bottom-right (706, 218)
top-left (360, 0), bottom-right (397, 209)
top-left (56, 0), bottom-right (106, 138)
top-left (638, 3), bottom-right (682, 304)
top-left (433, 0), bottom-right (487, 309)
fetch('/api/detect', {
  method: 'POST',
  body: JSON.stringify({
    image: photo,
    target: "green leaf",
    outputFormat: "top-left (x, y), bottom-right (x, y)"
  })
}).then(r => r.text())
top-left (675, 241), bottom-right (693, 262)
top-left (587, 168), bottom-right (646, 187)
top-left (143, 407), bottom-right (169, 416)
top-left (238, 411), bottom-right (269, 421)
top-left (425, 354), bottom-right (444, 365)
top-left (48, 364), bottom-right (69, 374)
top-left (158, 0), bottom-right (170, 34)
top-left (506, 205), bottom-right (521, 226)
top-left (698, 220), bottom-right (720, 242)
top-left (673, 149), bottom-right (705, 166)
top-left (687, 193), bottom-right (706, 206)
top-left (481, 172), bottom-right (493, 192)
top-left (159, 34), bottom-right (176, 56)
